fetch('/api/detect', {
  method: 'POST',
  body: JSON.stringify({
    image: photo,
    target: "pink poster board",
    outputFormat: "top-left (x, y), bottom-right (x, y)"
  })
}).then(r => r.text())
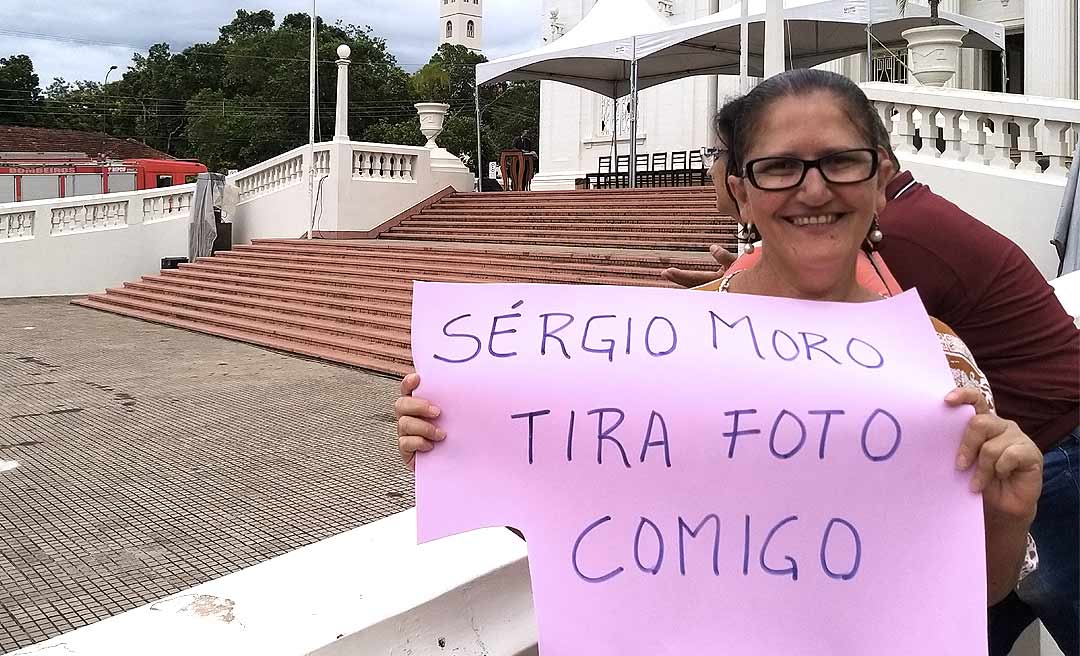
top-left (412, 282), bottom-right (987, 655)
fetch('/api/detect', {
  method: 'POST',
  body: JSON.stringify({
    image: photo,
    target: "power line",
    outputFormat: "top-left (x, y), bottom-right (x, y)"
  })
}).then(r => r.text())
top-left (0, 28), bottom-right (428, 67)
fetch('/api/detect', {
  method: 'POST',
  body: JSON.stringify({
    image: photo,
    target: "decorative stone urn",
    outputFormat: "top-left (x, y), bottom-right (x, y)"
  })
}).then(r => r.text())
top-left (901, 25), bottom-right (969, 86)
top-left (415, 102), bottom-right (451, 149)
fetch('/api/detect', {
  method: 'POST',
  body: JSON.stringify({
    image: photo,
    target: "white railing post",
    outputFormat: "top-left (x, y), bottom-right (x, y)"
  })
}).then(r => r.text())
top-left (1013, 117), bottom-right (1042, 173)
top-left (874, 100), bottom-right (896, 148)
top-left (937, 108), bottom-right (964, 161)
top-left (987, 114), bottom-right (1016, 169)
top-left (1042, 120), bottom-right (1074, 177)
top-left (893, 104), bottom-right (918, 155)
top-left (963, 112), bottom-right (990, 165)
top-left (917, 106), bottom-right (940, 158)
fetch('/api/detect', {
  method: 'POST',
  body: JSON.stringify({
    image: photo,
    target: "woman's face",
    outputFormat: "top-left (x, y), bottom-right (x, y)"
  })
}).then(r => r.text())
top-left (707, 137), bottom-right (739, 218)
top-left (728, 91), bottom-right (893, 297)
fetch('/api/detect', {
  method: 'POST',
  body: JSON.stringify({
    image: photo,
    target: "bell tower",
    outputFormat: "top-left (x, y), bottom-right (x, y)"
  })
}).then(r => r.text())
top-left (439, 0), bottom-right (483, 52)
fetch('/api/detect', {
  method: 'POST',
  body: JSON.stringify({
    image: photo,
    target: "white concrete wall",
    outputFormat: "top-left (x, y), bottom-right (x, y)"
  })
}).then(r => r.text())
top-left (0, 140), bottom-right (474, 298)
top-left (0, 186), bottom-right (195, 298)
top-left (7, 510), bottom-right (537, 656)
top-left (899, 153), bottom-right (1066, 279)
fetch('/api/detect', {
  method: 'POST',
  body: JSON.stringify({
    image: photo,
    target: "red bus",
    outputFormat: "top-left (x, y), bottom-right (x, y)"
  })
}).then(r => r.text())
top-left (0, 158), bottom-right (208, 203)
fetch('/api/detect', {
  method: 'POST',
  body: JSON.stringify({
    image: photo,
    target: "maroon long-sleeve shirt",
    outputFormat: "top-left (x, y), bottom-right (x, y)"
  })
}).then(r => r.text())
top-left (879, 171), bottom-right (1080, 452)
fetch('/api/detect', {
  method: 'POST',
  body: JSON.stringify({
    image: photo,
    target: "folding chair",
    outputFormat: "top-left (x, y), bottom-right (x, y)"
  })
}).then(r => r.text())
top-left (635, 154), bottom-right (651, 187)
top-left (615, 154), bottom-right (631, 188)
top-left (651, 152), bottom-right (669, 187)
top-left (670, 151), bottom-right (688, 186)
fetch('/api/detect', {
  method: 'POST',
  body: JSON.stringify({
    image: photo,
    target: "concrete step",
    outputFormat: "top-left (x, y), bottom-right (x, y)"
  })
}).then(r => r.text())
top-left (383, 226), bottom-right (733, 240)
top-left (215, 249), bottom-right (672, 281)
top-left (131, 277), bottom-right (413, 319)
top-left (124, 280), bottom-right (412, 330)
top-left (158, 269), bottom-right (415, 305)
top-left (185, 256), bottom-right (671, 289)
top-left (377, 232), bottom-right (724, 251)
top-left (246, 240), bottom-right (718, 270)
top-left (104, 286), bottom-right (411, 347)
top-left (75, 296), bottom-right (412, 377)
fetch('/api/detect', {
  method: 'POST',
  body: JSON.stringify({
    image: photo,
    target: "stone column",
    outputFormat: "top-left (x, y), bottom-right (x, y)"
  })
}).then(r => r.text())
top-left (764, 0), bottom-right (784, 77)
top-left (333, 45), bottom-right (351, 142)
top-left (1024, 0), bottom-right (1078, 99)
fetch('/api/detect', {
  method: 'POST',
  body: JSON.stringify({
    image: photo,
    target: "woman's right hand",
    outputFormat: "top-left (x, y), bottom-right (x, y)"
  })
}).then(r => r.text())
top-left (394, 373), bottom-right (446, 471)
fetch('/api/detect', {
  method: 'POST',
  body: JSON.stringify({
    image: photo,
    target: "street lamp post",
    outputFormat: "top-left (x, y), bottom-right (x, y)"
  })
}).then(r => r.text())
top-left (101, 65), bottom-right (118, 156)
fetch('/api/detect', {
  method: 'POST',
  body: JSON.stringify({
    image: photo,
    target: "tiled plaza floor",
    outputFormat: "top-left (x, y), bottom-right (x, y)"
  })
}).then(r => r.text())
top-left (0, 297), bottom-right (413, 653)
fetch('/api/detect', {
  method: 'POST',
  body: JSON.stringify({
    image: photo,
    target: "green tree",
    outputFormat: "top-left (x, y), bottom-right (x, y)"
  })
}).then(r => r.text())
top-left (1, 11), bottom-right (537, 174)
top-left (0, 54), bottom-right (42, 124)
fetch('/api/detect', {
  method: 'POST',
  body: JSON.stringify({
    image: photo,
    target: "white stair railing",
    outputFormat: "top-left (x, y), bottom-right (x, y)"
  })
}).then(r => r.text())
top-left (862, 83), bottom-right (1080, 177)
top-left (0, 210), bottom-right (34, 241)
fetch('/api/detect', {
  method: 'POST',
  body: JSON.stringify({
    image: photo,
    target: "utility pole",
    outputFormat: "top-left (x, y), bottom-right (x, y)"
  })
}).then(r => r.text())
top-left (308, 1), bottom-right (317, 239)
top-left (102, 65), bottom-right (117, 158)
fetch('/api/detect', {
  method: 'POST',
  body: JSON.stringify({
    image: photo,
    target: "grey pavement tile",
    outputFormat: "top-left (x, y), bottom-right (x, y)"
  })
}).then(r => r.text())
top-left (0, 297), bottom-right (414, 653)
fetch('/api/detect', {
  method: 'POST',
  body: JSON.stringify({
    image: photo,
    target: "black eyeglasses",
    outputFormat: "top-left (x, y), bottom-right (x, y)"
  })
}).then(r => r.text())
top-left (743, 148), bottom-right (879, 191)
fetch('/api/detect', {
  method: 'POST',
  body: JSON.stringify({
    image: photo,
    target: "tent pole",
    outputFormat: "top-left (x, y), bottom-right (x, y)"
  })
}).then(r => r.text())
top-left (1000, 49), bottom-right (1007, 92)
top-left (740, 0), bottom-right (749, 92)
top-left (611, 86), bottom-right (618, 169)
top-left (629, 37), bottom-right (639, 189)
top-left (475, 80), bottom-right (483, 193)
top-left (866, 0), bottom-right (873, 82)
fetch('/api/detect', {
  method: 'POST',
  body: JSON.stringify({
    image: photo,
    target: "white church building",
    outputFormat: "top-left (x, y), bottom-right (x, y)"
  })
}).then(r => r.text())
top-left (440, 0), bottom-right (484, 51)
top-left (533, 0), bottom-right (1079, 190)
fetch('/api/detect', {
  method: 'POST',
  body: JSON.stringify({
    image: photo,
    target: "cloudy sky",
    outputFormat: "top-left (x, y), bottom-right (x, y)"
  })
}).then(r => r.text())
top-left (0, 0), bottom-right (544, 87)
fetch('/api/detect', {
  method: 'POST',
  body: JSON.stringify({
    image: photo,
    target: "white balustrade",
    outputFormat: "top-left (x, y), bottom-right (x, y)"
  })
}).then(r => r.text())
top-left (861, 82), bottom-right (1080, 177)
top-left (0, 211), bottom-right (34, 241)
top-left (353, 147), bottom-right (418, 182)
top-left (233, 153), bottom-right (305, 201)
top-left (313, 148), bottom-right (331, 176)
top-left (51, 200), bottom-right (128, 235)
top-left (143, 190), bottom-right (194, 223)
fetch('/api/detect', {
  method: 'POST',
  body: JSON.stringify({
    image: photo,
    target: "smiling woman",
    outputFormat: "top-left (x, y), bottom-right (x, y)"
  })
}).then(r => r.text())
top-left (710, 69), bottom-right (1044, 606)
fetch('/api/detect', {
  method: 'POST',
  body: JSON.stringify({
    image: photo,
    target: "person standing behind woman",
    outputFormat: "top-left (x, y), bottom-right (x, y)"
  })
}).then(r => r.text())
top-left (397, 69), bottom-right (1045, 609)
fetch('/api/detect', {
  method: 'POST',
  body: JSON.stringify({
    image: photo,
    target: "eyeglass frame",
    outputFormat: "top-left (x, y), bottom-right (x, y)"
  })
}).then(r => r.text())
top-left (742, 148), bottom-right (880, 191)
top-left (700, 146), bottom-right (728, 169)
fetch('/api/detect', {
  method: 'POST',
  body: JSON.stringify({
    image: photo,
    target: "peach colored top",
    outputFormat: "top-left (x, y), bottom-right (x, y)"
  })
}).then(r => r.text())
top-left (693, 248), bottom-right (903, 298)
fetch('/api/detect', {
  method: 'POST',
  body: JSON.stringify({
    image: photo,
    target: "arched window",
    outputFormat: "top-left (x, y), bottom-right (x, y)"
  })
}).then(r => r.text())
top-left (446, 21), bottom-right (453, 38)
top-left (466, 20), bottom-right (475, 38)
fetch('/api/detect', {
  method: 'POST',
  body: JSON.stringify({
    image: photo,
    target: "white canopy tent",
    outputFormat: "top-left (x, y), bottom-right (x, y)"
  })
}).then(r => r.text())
top-left (474, 0), bottom-right (670, 187)
top-left (635, 0), bottom-right (1005, 77)
top-left (474, 0), bottom-right (1006, 189)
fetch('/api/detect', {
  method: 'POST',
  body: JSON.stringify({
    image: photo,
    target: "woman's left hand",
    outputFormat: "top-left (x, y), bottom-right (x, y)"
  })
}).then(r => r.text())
top-left (946, 387), bottom-right (1043, 523)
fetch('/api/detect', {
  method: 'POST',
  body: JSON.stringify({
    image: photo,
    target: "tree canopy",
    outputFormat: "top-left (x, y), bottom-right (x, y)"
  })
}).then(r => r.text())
top-left (0, 10), bottom-right (537, 175)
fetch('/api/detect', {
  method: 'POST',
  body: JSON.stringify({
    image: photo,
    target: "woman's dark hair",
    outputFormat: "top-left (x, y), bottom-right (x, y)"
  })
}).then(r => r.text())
top-left (720, 69), bottom-right (899, 178)
top-left (712, 94), bottom-right (744, 148)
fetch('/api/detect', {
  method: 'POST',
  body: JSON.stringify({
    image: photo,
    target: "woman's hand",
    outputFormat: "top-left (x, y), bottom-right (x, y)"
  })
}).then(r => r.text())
top-left (946, 387), bottom-right (1042, 523)
top-left (395, 373), bottom-right (445, 472)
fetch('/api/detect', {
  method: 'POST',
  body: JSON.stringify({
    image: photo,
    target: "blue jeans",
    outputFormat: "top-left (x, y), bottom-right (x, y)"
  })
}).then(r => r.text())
top-left (988, 429), bottom-right (1079, 656)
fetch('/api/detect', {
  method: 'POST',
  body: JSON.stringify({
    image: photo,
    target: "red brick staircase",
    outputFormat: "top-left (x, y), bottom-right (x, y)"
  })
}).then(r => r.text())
top-left (75, 187), bottom-right (734, 376)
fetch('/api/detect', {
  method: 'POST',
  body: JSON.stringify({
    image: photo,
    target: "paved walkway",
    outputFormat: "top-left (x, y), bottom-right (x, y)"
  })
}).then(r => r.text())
top-left (0, 298), bottom-right (412, 653)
